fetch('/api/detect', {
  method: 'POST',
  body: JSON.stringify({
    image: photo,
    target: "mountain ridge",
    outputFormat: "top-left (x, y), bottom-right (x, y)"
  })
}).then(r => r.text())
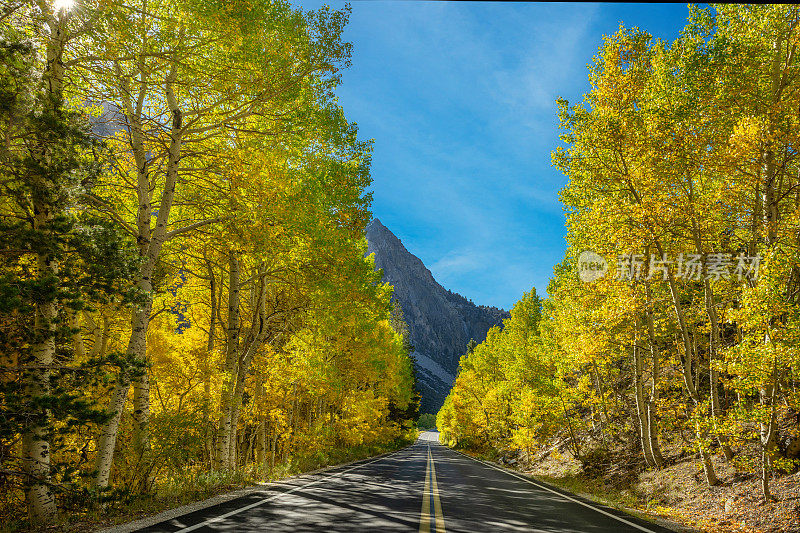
top-left (365, 218), bottom-right (508, 413)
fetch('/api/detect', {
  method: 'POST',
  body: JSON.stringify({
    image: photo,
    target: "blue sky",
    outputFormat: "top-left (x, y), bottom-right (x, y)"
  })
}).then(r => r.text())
top-left (295, 1), bottom-right (696, 310)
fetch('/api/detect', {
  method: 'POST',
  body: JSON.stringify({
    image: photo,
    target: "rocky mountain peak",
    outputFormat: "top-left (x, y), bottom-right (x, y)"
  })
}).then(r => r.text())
top-left (366, 219), bottom-right (508, 414)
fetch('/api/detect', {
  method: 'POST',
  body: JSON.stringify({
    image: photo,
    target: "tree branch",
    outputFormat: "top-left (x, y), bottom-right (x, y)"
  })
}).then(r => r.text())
top-left (164, 216), bottom-right (229, 241)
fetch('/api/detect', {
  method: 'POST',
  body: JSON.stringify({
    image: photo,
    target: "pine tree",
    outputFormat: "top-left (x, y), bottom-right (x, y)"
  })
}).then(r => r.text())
top-left (0, 10), bottom-right (138, 522)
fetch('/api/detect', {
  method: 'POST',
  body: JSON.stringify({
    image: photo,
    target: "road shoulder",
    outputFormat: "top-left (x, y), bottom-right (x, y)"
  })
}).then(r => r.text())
top-left (446, 447), bottom-right (696, 533)
top-left (97, 446), bottom-right (413, 533)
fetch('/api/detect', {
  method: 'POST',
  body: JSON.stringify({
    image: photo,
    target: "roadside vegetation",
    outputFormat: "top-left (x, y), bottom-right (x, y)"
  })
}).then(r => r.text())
top-left (417, 413), bottom-right (437, 430)
top-left (0, 1), bottom-right (418, 530)
top-left (66, 431), bottom-right (417, 532)
top-left (438, 5), bottom-right (800, 532)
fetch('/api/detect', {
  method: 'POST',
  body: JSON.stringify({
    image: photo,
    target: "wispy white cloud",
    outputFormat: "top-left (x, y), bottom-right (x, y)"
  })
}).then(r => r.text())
top-left (294, 0), bottom-right (691, 309)
top-left (430, 248), bottom-right (483, 278)
top-left (489, 5), bottom-right (600, 115)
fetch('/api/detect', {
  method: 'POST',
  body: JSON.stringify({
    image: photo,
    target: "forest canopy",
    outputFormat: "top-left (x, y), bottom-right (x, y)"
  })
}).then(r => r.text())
top-left (438, 3), bottom-right (800, 506)
top-left (0, 0), bottom-right (416, 527)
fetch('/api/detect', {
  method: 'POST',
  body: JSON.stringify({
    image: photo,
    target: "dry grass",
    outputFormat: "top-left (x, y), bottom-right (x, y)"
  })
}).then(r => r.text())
top-left (1, 435), bottom-right (417, 533)
top-left (514, 447), bottom-right (800, 533)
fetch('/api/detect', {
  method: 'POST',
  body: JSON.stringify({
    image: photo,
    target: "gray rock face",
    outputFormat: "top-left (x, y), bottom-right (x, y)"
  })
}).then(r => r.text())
top-left (365, 219), bottom-right (508, 414)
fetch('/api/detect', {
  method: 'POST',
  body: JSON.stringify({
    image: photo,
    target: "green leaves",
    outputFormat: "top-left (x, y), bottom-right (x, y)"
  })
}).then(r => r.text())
top-left (444, 7), bottom-right (800, 499)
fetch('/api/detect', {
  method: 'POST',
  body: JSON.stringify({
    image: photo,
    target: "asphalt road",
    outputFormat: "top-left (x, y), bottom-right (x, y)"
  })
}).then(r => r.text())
top-left (133, 431), bottom-right (675, 533)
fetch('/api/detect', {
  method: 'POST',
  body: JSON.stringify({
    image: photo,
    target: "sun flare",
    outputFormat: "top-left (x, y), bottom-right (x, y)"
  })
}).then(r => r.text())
top-left (53, 0), bottom-right (75, 12)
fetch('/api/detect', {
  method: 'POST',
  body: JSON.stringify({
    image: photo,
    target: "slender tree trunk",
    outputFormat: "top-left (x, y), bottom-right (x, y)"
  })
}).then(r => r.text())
top-left (203, 259), bottom-right (216, 464)
top-left (129, 67), bottom-right (184, 485)
top-left (95, 282), bottom-right (152, 488)
top-left (256, 422), bottom-right (266, 466)
top-left (691, 221), bottom-right (734, 461)
top-left (22, 6), bottom-right (70, 522)
top-left (95, 56), bottom-right (184, 488)
top-left (696, 419), bottom-right (719, 486)
top-left (215, 252), bottom-right (240, 469)
top-left (228, 369), bottom-right (249, 469)
top-left (254, 374), bottom-right (266, 468)
top-left (759, 151), bottom-right (778, 500)
top-left (220, 267), bottom-right (271, 470)
top-left (709, 360), bottom-right (734, 461)
top-left (23, 249), bottom-right (58, 523)
top-left (647, 346), bottom-right (664, 466)
top-left (559, 393), bottom-right (581, 460)
top-left (661, 259), bottom-right (719, 485)
top-left (755, 31), bottom-right (793, 501)
top-left (622, 152), bottom-right (716, 481)
top-left (89, 313), bottom-right (111, 359)
top-left (761, 353), bottom-right (780, 501)
top-left (244, 429), bottom-right (256, 468)
top-left (761, 403), bottom-right (777, 501)
top-left (591, 361), bottom-right (609, 443)
top-left (644, 283), bottom-right (664, 466)
top-left (633, 332), bottom-right (657, 468)
top-left (271, 430), bottom-right (278, 472)
top-left (285, 386), bottom-right (297, 462)
top-left (71, 311), bottom-right (86, 360)
top-left (131, 373), bottom-right (152, 489)
top-left (94, 380), bottom-right (128, 489)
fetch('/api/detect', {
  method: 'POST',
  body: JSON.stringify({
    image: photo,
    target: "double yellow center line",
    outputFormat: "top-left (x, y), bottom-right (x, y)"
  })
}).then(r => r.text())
top-left (419, 444), bottom-right (446, 533)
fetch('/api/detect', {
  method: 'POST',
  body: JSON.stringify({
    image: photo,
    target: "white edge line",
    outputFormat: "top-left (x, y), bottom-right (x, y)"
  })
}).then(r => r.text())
top-left (176, 446), bottom-right (414, 532)
top-left (450, 449), bottom-right (661, 533)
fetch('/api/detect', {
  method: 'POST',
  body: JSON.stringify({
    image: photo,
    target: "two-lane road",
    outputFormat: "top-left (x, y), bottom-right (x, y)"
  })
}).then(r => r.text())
top-left (130, 432), bottom-right (674, 532)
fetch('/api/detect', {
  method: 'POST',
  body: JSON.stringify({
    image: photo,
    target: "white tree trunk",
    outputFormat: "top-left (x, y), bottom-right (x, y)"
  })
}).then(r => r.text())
top-left (632, 333), bottom-right (657, 468)
top-left (94, 285), bottom-right (152, 488)
top-left (661, 260), bottom-right (719, 485)
top-left (23, 254), bottom-right (58, 523)
top-left (95, 61), bottom-right (184, 488)
top-left (22, 6), bottom-right (67, 522)
top-left (215, 252), bottom-right (240, 469)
